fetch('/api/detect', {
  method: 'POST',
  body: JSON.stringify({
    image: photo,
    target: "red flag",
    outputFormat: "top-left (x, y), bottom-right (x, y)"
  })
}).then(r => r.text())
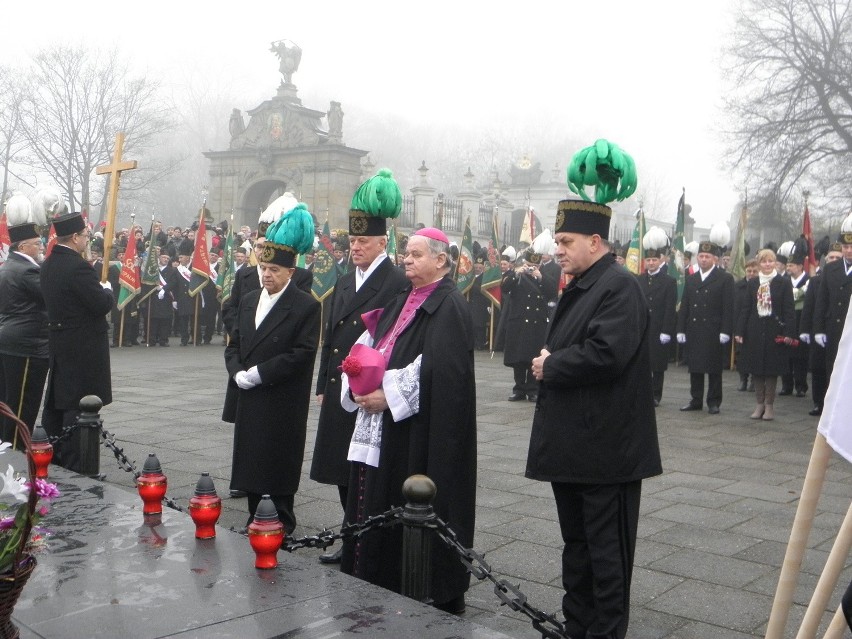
top-left (0, 214), bottom-right (10, 262)
top-left (802, 204), bottom-right (817, 276)
top-left (117, 233), bottom-right (141, 310)
top-left (188, 215), bottom-right (211, 297)
top-left (44, 224), bottom-right (58, 258)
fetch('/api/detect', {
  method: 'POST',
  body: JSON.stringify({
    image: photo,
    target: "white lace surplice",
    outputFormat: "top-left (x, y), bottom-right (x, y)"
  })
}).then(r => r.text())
top-left (341, 330), bottom-right (422, 468)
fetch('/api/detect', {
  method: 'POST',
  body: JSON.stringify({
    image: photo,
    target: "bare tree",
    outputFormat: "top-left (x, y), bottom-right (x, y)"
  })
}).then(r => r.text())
top-left (723, 0), bottom-right (852, 212)
top-left (17, 45), bottom-right (174, 219)
top-left (0, 65), bottom-right (30, 202)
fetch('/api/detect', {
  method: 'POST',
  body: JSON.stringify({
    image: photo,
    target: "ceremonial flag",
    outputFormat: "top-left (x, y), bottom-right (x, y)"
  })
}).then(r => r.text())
top-left (311, 220), bottom-right (337, 303)
top-left (818, 303), bottom-right (852, 463)
top-left (481, 214), bottom-right (502, 307)
top-left (729, 197), bottom-right (748, 281)
top-left (625, 207), bottom-right (646, 275)
top-left (141, 220), bottom-right (161, 287)
top-left (44, 223), bottom-right (57, 258)
top-left (0, 213), bottom-right (10, 263)
top-left (802, 202), bottom-right (817, 276)
top-left (519, 207), bottom-right (535, 246)
top-left (673, 189), bottom-right (686, 306)
top-left (454, 216), bottom-right (475, 294)
top-left (116, 231), bottom-right (141, 311)
top-left (188, 214), bottom-right (210, 297)
top-left (387, 224), bottom-right (398, 263)
top-left (217, 225), bottom-right (237, 304)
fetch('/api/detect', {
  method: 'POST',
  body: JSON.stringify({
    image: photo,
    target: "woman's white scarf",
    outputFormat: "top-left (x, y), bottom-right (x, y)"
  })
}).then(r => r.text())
top-left (757, 272), bottom-right (775, 317)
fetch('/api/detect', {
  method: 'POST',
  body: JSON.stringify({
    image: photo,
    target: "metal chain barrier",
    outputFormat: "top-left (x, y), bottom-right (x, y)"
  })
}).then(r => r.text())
top-left (281, 507), bottom-right (403, 552)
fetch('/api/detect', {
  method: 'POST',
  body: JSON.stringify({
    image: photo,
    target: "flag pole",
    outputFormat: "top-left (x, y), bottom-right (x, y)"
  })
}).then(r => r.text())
top-left (119, 308), bottom-right (125, 347)
top-left (12, 358), bottom-right (29, 450)
top-left (489, 301), bottom-right (495, 352)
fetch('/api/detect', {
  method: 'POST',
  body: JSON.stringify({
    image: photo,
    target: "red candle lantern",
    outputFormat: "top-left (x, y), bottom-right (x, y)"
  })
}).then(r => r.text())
top-left (188, 472), bottom-right (222, 539)
top-left (30, 425), bottom-right (53, 479)
top-left (137, 453), bottom-right (167, 515)
top-left (247, 495), bottom-right (284, 569)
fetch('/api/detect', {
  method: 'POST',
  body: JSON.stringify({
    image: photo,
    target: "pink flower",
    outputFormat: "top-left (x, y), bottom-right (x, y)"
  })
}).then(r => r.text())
top-left (30, 479), bottom-right (60, 501)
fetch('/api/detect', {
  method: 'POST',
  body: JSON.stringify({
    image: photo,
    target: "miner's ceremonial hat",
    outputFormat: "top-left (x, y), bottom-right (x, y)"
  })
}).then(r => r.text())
top-left (262, 202), bottom-right (315, 268)
top-left (349, 168), bottom-right (402, 236)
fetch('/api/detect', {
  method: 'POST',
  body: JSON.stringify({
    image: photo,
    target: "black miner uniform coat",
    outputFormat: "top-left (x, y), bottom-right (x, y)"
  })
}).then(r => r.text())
top-left (340, 277), bottom-right (477, 607)
top-left (813, 259), bottom-right (852, 374)
top-left (222, 264), bottom-right (313, 336)
top-left (40, 244), bottom-right (114, 408)
top-left (222, 284), bottom-right (320, 496)
top-left (309, 257), bottom-right (408, 487)
top-left (500, 270), bottom-right (548, 366)
top-left (525, 254), bottom-right (661, 484)
top-left (676, 267), bottom-right (735, 374)
top-left (636, 270), bottom-right (678, 372)
top-left (800, 272), bottom-right (826, 375)
top-left (735, 275), bottom-right (796, 376)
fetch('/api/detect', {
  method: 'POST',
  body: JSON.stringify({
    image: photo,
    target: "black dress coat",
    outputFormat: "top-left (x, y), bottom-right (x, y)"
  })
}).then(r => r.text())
top-left (790, 273), bottom-right (810, 364)
top-left (800, 272), bottom-right (826, 374)
top-left (467, 273), bottom-right (491, 346)
top-left (0, 252), bottom-right (49, 360)
top-left (309, 257), bottom-right (408, 487)
top-left (340, 276), bottom-right (477, 606)
top-left (676, 267), bottom-right (735, 374)
top-left (525, 254), bottom-right (662, 484)
top-left (500, 269), bottom-right (548, 366)
top-left (636, 270), bottom-right (677, 372)
top-left (735, 275), bottom-right (796, 376)
top-left (813, 259), bottom-right (852, 372)
top-left (40, 244), bottom-right (114, 409)
top-left (148, 265), bottom-right (177, 320)
top-left (222, 264), bottom-right (313, 336)
top-left (223, 283), bottom-right (320, 495)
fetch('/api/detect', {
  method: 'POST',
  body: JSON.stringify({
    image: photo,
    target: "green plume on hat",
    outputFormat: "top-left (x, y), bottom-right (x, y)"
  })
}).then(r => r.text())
top-left (566, 139), bottom-right (637, 204)
top-left (265, 203), bottom-right (315, 255)
top-left (350, 168), bottom-right (402, 218)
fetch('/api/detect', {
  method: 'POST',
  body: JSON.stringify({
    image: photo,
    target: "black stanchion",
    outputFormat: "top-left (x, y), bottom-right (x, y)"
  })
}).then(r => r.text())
top-left (76, 395), bottom-right (103, 477)
top-left (400, 474), bottom-right (436, 603)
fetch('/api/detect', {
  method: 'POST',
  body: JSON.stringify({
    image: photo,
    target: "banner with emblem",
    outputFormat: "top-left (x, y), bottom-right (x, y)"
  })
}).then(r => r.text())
top-left (625, 207), bottom-right (646, 274)
top-left (455, 216), bottom-right (475, 294)
top-left (217, 224), bottom-right (236, 303)
top-left (141, 219), bottom-right (161, 287)
top-left (188, 214), bottom-right (210, 297)
top-left (729, 197), bottom-right (748, 281)
top-left (481, 214), bottom-right (502, 307)
top-left (673, 190), bottom-right (687, 306)
top-left (117, 231), bottom-right (141, 311)
top-left (311, 220), bottom-right (337, 303)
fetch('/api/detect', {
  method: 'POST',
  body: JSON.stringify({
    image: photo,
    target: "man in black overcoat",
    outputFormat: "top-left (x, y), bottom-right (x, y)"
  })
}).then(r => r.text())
top-left (786, 254), bottom-right (810, 396)
top-left (676, 241), bottom-right (735, 414)
top-left (467, 253), bottom-right (491, 350)
top-left (527, 199), bottom-right (661, 639)
top-left (813, 229), bottom-right (852, 384)
top-left (636, 248), bottom-right (677, 406)
top-left (310, 181), bottom-right (407, 563)
top-left (145, 251), bottom-right (177, 346)
top-left (40, 212), bottom-right (113, 471)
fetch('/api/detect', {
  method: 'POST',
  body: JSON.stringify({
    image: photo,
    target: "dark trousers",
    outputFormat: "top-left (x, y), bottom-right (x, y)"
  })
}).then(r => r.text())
top-left (176, 314), bottom-right (192, 345)
top-left (246, 492), bottom-right (296, 535)
top-left (149, 317), bottom-right (172, 345)
top-left (41, 406), bottom-right (83, 472)
top-left (790, 358), bottom-right (809, 394)
top-left (512, 365), bottom-right (537, 396)
top-left (812, 367), bottom-right (828, 410)
top-left (552, 480), bottom-right (642, 639)
top-left (690, 372), bottom-right (722, 408)
top-left (0, 354), bottom-right (49, 446)
top-left (651, 371), bottom-right (665, 402)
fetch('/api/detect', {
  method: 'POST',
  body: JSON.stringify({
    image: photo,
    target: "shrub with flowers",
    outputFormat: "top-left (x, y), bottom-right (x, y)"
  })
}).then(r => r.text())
top-left (0, 440), bottom-right (60, 574)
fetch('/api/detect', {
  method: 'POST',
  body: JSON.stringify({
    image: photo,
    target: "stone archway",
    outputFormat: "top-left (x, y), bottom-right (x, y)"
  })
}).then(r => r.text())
top-left (241, 178), bottom-right (292, 223)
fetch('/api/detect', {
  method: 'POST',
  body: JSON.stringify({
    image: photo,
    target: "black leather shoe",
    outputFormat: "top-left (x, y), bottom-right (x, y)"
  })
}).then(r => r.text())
top-left (680, 403), bottom-right (701, 411)
top-left (795, 391), bottom-right (806, 398)
top-left (507, 393), bottom-right (526, 402)
top-left (319, 547), bottom-right (342, 564)
top-left (809, 407), bottom-right (822, 416)
top-left (778, 389), bottom-right (793, 396)
top-left (434, 595), bottom-right (465, 615)
top-left (707, 405), bottom-right (720, 414)
top-left (229, 489), bottom-right (247, 498)
top-left (527, 394), bottom-right (538, 402)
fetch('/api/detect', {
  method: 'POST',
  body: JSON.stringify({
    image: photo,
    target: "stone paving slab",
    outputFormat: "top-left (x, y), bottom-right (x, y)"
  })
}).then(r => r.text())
top-left (58, 343), bottom-right (852, 638)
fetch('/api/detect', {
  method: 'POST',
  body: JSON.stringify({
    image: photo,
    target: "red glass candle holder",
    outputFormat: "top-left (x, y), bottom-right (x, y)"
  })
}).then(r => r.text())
top-left (188, 472), bottom-right (222, 539)
top-left (30, 425), bottom-right (53, 479)
top-left (137, 453), bottom-right (167, 515)
top-left (247, 495), bottom-right (284, 569)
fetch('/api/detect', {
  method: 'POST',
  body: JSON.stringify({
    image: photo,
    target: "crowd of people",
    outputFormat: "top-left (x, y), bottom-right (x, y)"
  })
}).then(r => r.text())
top-left (2, 166), bottom-right (851, 638)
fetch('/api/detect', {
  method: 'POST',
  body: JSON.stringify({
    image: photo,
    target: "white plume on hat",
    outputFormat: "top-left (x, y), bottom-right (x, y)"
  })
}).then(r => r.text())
top-left (4, 192), bottom-right (34, 227)
top-left (685, 240), bottom-right (699, 255)
top-left (777, 241), bottom-right (795, 257)
top-left (841, 212), bottom-right (852, 233)
top-left (642, 226), bottom-right (669, 251)
top-left (29, 187), bottom-right (65, 224)
top-left (501, 245), bottom-right (516, 261)
top-left (709, 222), bottom-right (731, 248)
top-left (531, 229), bottom-right (553, 255)
top-left (259, 192), bottom-right (299, 226)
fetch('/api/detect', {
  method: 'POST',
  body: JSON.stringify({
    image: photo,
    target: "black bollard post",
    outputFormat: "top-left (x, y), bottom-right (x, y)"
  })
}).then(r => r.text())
top-left (76, 395), bottom-right (103, 477)
top-left (400, 474), bottom-right (436, 603)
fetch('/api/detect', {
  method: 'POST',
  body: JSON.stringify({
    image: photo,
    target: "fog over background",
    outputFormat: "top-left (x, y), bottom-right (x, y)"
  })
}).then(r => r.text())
top-left (3, 0), bottom-right (740, 227)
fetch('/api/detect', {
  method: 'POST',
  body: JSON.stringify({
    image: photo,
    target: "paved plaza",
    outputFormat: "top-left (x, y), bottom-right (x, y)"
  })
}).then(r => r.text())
top-left (94, 341), bottom-right (851, 638)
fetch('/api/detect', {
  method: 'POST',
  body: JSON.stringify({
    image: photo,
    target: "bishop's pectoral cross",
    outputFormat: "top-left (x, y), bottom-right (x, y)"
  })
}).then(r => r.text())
top-left (96, 132), bottom-right (138, 282)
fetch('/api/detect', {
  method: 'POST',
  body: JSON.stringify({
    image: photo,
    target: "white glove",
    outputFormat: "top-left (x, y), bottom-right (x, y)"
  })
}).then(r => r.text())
top-left (172, 301), bottom-right (178, 310)
top-left (234, 371), bottom-right (256, 390)
top-left (720, 333), bottom-right (731, 344)
top-left (799, 333), bottom-right (810, 344)
top-left (101, 281), bottom-right (112, 290)
top-left (815, 333), bottom-right (827, 347)
top-left (660, 333), bottom-right (671, 344)
top-left (245, 365), bottom-right (261, 386)
top-left (676, 333), bottom-right (686, 344)
top-left (157, 289), bottom-right (165, 300)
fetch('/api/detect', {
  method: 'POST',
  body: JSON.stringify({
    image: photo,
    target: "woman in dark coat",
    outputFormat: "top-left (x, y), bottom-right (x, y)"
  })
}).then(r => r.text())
top-left (339, 228), bottom-right (476, 615)
top-left (735, 248), bottom-right (796, 421)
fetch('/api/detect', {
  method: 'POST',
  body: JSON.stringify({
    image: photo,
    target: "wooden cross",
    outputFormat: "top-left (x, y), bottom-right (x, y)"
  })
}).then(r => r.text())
top-left (96, 132), bottom-right (138, 282)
